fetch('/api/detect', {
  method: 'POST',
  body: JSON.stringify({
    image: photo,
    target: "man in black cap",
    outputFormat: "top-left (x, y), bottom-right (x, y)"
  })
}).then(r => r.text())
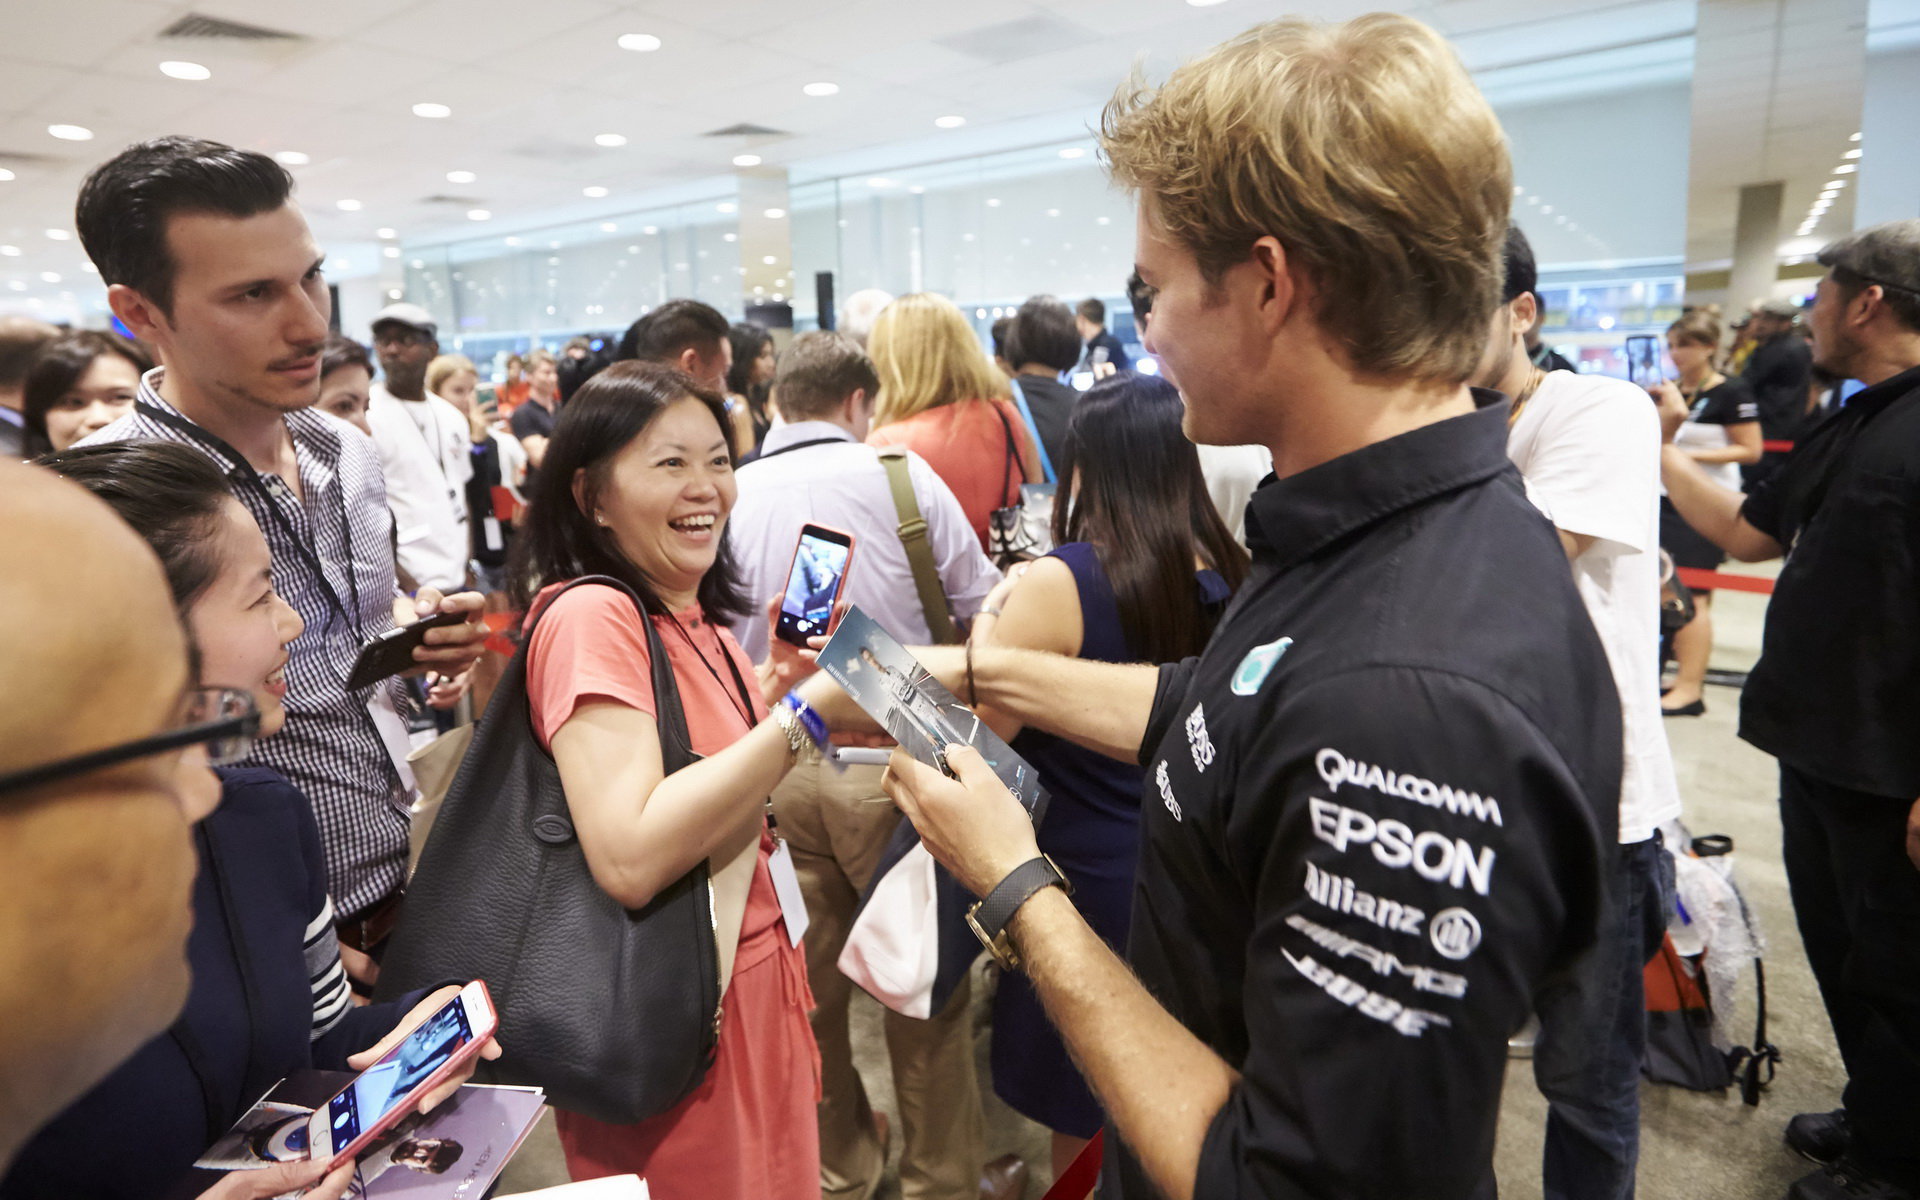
top-left (1742, 296), bottom-right (1815, 487)
top-left (1658, 219), bottom-right (1920, 1200)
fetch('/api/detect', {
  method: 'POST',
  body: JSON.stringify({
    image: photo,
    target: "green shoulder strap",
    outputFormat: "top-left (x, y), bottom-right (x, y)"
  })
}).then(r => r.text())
top-left (878, 449), bottom-right (960, 644)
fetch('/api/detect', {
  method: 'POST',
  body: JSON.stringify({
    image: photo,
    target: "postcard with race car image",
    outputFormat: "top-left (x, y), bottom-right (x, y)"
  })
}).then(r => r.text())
top-left (185, 1070), bottom-right (545, 1199)
top-left (816, 606), bottom-right (1049, 825)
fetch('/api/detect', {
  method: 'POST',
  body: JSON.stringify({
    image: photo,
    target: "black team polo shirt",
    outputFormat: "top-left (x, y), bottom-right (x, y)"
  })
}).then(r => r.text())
top-left (1106, 394), bottom-right (1619, 1199)
top-left (1739, 362), bottom-right (1920, 799)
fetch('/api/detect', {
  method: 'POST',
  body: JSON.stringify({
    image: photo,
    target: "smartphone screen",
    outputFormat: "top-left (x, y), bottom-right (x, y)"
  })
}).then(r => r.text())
top-left (1626, 335), bottom-right (1663, 389)
top-left (776, 525), bottom-right (854, 647)
top-left (323, 996), bottom-right (473, 1155)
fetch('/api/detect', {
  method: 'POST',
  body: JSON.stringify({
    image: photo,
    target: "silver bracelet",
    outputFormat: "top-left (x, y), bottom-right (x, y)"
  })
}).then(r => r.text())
top-left (768, 702), bottom-right (807, 761)
top-left (978, 606), bottom-right (1002, 619)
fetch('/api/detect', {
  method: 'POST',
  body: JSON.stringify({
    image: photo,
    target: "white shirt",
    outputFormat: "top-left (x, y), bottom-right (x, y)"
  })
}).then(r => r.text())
top-left (1194, 442), bottom-right (1272, 547)
top-left (366, 382), bottom-right (473, 592)
top-left (728, 421), bottom-right (1000, 663)
top-left (1507, 371), bottom-right (1683, 843)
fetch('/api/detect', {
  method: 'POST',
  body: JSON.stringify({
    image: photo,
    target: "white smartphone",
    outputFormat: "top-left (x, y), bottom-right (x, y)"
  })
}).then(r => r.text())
top-left (307, 979), bottom-right (497, 1168)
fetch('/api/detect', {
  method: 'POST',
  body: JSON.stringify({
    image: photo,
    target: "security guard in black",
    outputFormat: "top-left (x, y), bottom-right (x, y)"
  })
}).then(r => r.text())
top-left (1109, 395), bottom-right (1618, 1198)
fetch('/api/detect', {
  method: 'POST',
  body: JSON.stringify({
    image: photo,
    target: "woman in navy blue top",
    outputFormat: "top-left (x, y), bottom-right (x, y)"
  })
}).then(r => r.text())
top-left (3, 444), bottom-right (475, 1200)
top-left (971, 374), bottom-right (1247, 1177)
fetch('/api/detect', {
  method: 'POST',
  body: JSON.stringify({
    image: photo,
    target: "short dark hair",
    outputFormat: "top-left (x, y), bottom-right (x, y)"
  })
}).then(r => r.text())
top-left (0, 316), bottom-right (59, 392)
top-left (76, 136), bottom-right (295, 316)
top-left (772, 332), bottom-right (879, 422)
top-left (1076, 297), bottom-right (1106, 326)
top-left (320, 334), bottom-right (372, 381)
top-left (1007, 295), bottom-right (1083, 373)
top-left (36, 441), bottom-right (234, 618)
top-left (989, 317), bottom-right (1014, 362)
top-left (617, 299), bottom-right (730, 365)
top-left (1126, 272), bottom-right (1155, 326)
top-left (22, 330), bottom-right (154, 453)
top-left (1501, 223), bottom-right (1539, 304)
top-left (508, 361), bottom-right (749, 623)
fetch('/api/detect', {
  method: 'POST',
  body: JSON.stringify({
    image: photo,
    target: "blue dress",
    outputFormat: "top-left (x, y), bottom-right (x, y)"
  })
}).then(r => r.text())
top-left (992, 542), bottom-right (1230, 1137)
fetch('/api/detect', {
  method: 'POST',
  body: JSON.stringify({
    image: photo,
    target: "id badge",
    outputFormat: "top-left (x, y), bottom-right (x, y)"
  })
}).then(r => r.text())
top-left (482, 515), bottom-right (504, 552)
top-left (768, 838), bottom-right (810, 947)
top-left (366, 688), bottom-right (420, 798)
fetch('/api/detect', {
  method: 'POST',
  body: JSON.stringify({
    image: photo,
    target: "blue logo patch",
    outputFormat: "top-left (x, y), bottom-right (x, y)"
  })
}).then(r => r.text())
top-left (1231, 637), bottom-right (1292, 696)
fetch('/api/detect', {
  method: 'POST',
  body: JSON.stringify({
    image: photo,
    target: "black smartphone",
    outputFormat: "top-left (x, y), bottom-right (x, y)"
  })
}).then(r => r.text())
top-left (1626, 334), bottom-right (1664, 390)
top-left (345, 610), bottom-right (468, 691)
top-left (775, 524), bottom-right (856, 648)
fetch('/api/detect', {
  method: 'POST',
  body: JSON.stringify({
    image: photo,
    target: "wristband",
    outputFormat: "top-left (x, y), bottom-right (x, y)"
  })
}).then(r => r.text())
top-left (781, 692), bottom-right (832, 753)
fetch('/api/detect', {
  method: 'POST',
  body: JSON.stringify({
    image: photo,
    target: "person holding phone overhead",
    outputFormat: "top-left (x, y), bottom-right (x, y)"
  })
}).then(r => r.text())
top-left (2, 442), bottom-right (500, 1200)
top-left (969, 373), bottom-right (1245, 1184)
top-left (507, 361), bottom-right (822, 1199)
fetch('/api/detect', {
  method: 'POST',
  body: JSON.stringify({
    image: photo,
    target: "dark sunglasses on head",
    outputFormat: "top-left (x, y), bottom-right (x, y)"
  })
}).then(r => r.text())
top-left (0, 687), bottom-right (260, 796)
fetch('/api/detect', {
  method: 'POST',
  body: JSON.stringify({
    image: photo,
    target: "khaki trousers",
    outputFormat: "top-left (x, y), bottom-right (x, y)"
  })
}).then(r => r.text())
top-left (772, 747), bottom-right (985, 1200)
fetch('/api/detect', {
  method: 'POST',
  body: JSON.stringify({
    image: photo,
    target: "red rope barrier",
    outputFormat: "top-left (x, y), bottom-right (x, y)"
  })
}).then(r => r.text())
top-left (1676, 567), bottom-right (1775, 595)
top-left (1042, 1130), bottom-right (1104, 1200)
top-left (1763, 440), bottom-right (1794, 453)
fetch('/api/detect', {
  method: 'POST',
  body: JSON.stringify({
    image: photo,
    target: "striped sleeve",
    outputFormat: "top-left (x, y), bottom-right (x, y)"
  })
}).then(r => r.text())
top-left (306, 894), bottom-right (352, 1040)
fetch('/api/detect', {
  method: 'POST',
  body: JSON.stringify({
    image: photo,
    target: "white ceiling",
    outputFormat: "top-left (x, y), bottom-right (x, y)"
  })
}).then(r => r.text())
top-left (2, 0), bottom-right (1915, 318)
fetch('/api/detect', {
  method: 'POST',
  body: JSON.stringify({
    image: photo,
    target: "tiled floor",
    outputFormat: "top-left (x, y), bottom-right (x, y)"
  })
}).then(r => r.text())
top-left (499, 567), bottom-right (1843, 1199)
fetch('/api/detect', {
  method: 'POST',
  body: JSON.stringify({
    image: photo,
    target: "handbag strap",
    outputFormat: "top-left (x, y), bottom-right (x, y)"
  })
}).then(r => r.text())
top-left (987, 401), bottom-right (1023, 509)
top-left (1007, 379), bottom-right (1055, 484)
top-left (878, 449), bottom-right (959, 645)
top-left (526, 575), bottom-right (697, 771)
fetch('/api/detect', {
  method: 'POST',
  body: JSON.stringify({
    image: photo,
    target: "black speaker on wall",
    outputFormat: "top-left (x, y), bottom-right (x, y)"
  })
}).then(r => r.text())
top-left (816, 272), bottom-right (836, 331)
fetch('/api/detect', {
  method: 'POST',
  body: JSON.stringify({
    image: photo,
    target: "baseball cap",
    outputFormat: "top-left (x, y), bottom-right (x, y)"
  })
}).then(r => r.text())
top-left (370, 302), bottom-right (437, 339)
top-left (1817, 220), bottom-right (1920, 296)
top-left (1756, 298), bottom-right (1801, 320)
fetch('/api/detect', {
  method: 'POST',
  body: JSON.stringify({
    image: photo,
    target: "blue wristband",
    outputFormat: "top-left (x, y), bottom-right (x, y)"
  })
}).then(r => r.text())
top-left (782, 692), bottom-right (831, 752)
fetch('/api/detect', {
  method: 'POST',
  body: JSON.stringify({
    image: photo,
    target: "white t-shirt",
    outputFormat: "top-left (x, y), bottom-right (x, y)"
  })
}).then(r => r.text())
top-left (1507, 371), bottom-right (1683, 843)
top-left (367, 383), bottom-right (473, 592)
top-left (1194, 442), bottom-right (1272, 547)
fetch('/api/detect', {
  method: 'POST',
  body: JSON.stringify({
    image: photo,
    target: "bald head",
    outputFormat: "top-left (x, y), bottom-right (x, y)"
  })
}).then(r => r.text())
top-left (0, 459), bottom-right (203, 1172)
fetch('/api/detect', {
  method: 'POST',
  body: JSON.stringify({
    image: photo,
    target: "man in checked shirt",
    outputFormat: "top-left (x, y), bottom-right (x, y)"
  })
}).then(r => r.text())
top-left (73, 137), bottom-right (489, 984)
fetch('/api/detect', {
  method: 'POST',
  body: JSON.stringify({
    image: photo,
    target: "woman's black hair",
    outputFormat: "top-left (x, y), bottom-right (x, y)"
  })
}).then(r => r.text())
top-left (1007, 295), bottom-right (1084, 374)
top-left (36, 441), bottom-right (235, 616)
top-left (1052, 372), bottom-right (1249, 662)
top-left (726, 322), bottom-right (775, 434)
top-left (320, 333), bottom-right (372, 380)
top-left (21, 330), bottom-right (153, 453)
top-left (508, 360), bottom-right (751, 623)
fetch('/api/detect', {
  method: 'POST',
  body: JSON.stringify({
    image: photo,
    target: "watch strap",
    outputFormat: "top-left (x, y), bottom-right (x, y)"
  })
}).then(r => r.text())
top-left (974, 855), bottom-right (1069, 941)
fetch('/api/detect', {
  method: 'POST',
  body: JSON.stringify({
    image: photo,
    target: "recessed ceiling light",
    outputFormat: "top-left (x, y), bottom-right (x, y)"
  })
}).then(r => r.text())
top-left (986, 197), bottom-right (1000, 207)
top-left (803, 81), bottom-right (840, 97)
top-left (413, 102), bottom-right (451, 119)
top-left (761, 255), bottom-right (777, 266)
top-left (723, 232), bottom-right (737, 242)
top-left (763, 207), bottom-right (787, 219)
top-left (336, 199), bottom-right (362, 212)
top-left (1850, 131), bottom-right (1861, 141)
top-left (47, 124), bottom-right (93, 141)
top-left (867, 177), bottom-right (893, 188)
top-left (467, 209), bottom-right (490, 221)
top-left (583, 185), bottom-right (609, 198)
top-left (1836, 164), bottom-right (1857, 174)
top-left (643, 225), bottom-right (659, 235)
top-left (410, 259), bottom-right (426, 269)
top-left (935, 115), bottom-right (966, 129)
top-left (446, 170), bottom-right (477, 184)
top-left (908, 185), bottom-right (925, 194)
top-left (1844, 148), bottom-right (1862, 159)
top-left (159, 60), bottom-right (211, 80)
top-left (376, 227), bottom-right (397, 239)
top-left (1059, 147), bottom-right (1086, 159)
top-left (7, 282), bottom-right (24, 292)
top-left (1187, 0), bottom-right (1231, 6)
top-left (1096, 216), bottom-right (1111, 225)
top-left (1046, 208), bottom-right (1060, 216)
top-left (717, 201), bottom-right (737, 214)
top-left (732, 153), bottom-right (762, 167)
top-left (275, 150), bottom-right (309, 166)
top-left (335, 259), bottom-right (351, 271)
top-left (0, 245), bottom-right (18, 257)
top-left (38, 271), bottom-right (59, 284)
top-left (600, 222), bottom-right (618, 232)
top-left (504, 236), bottom-right (521, 246)
top-left (44, 228), bottom-right (70, 241)
top-left (383, 246), bottom-right (400, 258)
top-left (617, 32), bottom-right (662, 52)
top-left (595, 133), bottom-right (627, 147)
top-left (0, 168), bottom-right (13, 182)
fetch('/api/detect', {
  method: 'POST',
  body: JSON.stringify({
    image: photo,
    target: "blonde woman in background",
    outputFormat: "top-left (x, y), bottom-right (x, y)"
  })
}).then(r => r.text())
top-left (865, 293), bottom-right (1042, 549)
top-left (428, 354), bottom-right (526, 711)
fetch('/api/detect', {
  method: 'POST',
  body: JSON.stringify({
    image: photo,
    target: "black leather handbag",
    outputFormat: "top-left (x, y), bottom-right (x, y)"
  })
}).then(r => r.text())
top-left (374, 575), bottom-right (722, 1124)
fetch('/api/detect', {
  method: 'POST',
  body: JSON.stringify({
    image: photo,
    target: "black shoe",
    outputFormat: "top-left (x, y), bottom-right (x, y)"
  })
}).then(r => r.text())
top-left (1787, 1159), bottom-right (1915, 1200)
top-left (1787, 1110), bottom-right (1851, 1166)
top-left (1663, 699), bottom-right (1706, 717)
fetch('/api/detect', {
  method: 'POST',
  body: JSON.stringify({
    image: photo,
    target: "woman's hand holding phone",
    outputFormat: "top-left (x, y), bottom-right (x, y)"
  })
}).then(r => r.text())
top-left (194, 1158), bottom-right (355, 1200)
top-left (347, 984), bottom-right (504, 1118)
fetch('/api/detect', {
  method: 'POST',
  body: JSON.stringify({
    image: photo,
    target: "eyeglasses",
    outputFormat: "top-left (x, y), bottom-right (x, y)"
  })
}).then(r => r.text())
top-left (0, 687), bottom-right (260, 796)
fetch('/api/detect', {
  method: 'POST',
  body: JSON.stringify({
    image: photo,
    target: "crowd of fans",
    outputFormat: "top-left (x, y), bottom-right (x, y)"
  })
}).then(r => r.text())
top-left (3, 11), bottom-right (1920, 1200)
